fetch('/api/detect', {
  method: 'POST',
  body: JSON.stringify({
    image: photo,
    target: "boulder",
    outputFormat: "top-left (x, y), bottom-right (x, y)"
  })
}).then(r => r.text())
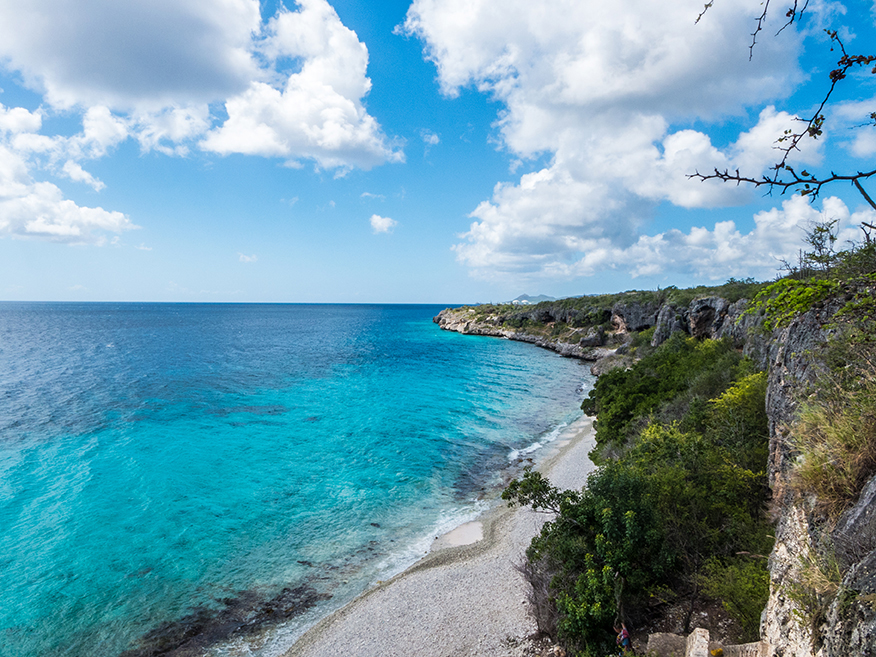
top-left (651, 304), bottom-right (689, 346)
top-left (645, 632), bottom-right (687, 657)
top-left (611, 300), bottom-right (660, 333)
top-left (578, 325), bottom-right (605, 347)
top-left (688, 297), bottom-right (730, 339)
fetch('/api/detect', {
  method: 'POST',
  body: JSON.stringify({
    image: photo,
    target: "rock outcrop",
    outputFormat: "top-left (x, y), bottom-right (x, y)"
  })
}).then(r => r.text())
top-left (436, 286), bottom-right (876, 656)
top-left (435, 295), bottom-right (765, 374)
top-left (432, 308), bottom-right (616, 364)
top-left (755, 293), bottom-right (876, 657)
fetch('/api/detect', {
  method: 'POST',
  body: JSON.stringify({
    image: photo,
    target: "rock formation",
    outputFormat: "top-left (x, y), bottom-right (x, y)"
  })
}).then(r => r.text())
top-left (435, 287), bottom-right (876, 655)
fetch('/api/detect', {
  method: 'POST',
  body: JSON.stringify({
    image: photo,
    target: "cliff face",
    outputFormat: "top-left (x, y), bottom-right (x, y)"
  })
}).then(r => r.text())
top-left (433, 295), bottom-right (769, 373)
top-left (758, 298), bottom-right (876, 657)
top-left (432, 307), bottom-right (618, 362)
top-left (436, 290), bottom-right (876, 656)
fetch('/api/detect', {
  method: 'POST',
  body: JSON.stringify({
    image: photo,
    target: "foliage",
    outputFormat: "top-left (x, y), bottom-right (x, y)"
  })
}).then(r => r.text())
top-left (506, 356), bottom-right (772, 653)
top-left (790, 357), bottom-right (876, 517)
top-left (706, 372), bottom-right (769, 472)
top-left (505, 465), bottom-right (674, 653)
top-left (744, 277), bottom-right (840, 332)
top-left (662, 278), bottom-right (766, 306)
top-left (581, 334), bottom-right (751, 456)
top-left (700, 556), bottom-right (770, 641)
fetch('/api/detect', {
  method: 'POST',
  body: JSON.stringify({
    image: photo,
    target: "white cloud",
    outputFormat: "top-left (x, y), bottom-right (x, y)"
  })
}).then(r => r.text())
top-left (421, 129), bottom-right (440, 146)
top-left (406, 0), bottom-right (820, 279)
top-left (0, 0), bottom-right (403, 246)
top-left (239, 253), bottom-right (258, 262)
top-left (0, 105), bottom-right (42, 134)
top-left (0, 0), bottom-right (400, 174)
top-left (0, 0), bottom-right (260, 110)
top-left (370, 214), bottom-right (397, 233)
top-left (200, 0), bottom-right (402, 170)
top-left (601, 196), bottom-right (869, 281)
top-left (832, 97), bottom-right (876, 158)
top-left (463, 195), bottom-right (872, 282)
top-left (62, 160), bottom-right (105, 191)
top-left (0, 151), bottom-right (136, 244)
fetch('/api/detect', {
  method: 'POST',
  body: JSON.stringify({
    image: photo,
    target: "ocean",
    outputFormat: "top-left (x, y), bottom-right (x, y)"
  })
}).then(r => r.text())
top-left (0, 303), bottom-right (592, 657)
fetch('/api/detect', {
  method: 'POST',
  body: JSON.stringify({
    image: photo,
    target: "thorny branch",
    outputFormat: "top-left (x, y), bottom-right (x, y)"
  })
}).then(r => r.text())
top-left (692, 3), bottom-right (876, 210)
top-left (696, 0), bottom-right (809, 58)
top-left (691, 166), bottom-right (876, 211)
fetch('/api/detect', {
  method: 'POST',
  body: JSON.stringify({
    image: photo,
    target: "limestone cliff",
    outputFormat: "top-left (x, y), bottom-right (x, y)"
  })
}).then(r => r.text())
top-left (436, 285), bottom-right (876, 656)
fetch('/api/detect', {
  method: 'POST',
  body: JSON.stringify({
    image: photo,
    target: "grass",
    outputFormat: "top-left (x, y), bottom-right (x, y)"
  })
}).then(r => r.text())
top-left (790, 359), bottom-right (876, 517)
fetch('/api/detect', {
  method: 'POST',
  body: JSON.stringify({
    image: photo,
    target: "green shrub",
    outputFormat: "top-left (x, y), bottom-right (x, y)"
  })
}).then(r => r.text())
top-left (581, 335), bottom-right (750, 456)
top-left (744, 278), bottom-right (840, 331)
top-left (700, 556), bottom-right (771, 641)
top-left (706, 372), bottom-right (769, 472)
top-left (505, 402), bottom-right (772, 652)
top-left (509, 334), bottom-right (772, 654)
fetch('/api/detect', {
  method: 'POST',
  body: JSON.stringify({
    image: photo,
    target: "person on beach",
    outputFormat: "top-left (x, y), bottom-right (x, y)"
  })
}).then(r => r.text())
top-left (614, 620), bottom-right (632, 655)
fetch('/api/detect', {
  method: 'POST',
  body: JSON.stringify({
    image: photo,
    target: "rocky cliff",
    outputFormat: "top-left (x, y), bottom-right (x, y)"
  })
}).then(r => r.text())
top-left (436, 287), bottom-right (876, 656)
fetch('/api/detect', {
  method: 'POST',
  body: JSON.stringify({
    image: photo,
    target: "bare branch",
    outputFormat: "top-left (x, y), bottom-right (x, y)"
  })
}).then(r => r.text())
top-left (854, 180), bottom-right (876, 212)
top-left (690, 167), bottom-right (876, 207)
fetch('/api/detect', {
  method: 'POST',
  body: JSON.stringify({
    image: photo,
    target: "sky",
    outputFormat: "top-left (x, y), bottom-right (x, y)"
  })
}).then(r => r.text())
top-left (0, 0), bottom-right (875, 303)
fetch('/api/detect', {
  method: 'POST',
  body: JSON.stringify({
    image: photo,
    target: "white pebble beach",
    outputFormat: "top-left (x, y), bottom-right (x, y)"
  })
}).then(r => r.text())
top-left (283, 415), bottom-right (597, 657)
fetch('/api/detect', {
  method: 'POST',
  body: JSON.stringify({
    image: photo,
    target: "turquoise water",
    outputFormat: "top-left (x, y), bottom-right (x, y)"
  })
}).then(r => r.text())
top-left (0, 303), bottom-right (592, 656)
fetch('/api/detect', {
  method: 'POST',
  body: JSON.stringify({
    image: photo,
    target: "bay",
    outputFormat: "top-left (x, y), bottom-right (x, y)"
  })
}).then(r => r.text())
top-left (0, 303), bottom-right (592, 657)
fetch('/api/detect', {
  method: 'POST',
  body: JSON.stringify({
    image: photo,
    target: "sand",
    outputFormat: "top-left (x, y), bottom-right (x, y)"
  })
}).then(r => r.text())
top-left (283, 415), bottom-right (597, 657)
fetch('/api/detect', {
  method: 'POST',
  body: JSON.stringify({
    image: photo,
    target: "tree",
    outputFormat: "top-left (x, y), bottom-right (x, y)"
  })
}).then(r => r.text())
top-left (692, 1), bottom-right (876, 212)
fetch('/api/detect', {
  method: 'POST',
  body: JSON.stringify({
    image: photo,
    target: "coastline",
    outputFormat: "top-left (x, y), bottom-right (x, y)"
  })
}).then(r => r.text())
top-left (282, 414), bottom-right (596, 657)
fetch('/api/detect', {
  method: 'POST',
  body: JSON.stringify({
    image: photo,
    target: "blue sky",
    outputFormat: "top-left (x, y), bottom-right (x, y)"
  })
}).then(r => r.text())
top-left (0, 0), bottom-right (874, 303)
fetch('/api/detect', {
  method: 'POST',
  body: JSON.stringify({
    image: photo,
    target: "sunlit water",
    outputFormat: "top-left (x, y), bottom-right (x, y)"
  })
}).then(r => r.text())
top-left (0, 303), bottom-right (592, 657)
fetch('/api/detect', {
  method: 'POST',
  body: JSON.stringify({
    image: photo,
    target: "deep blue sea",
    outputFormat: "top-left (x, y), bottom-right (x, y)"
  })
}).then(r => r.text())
top-left (0, 303), bottom-right (592, 657)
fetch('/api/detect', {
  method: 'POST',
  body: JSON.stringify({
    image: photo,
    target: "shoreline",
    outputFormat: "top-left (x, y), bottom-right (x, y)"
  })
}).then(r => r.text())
top-left (282, 414), bottom-right (596, 657)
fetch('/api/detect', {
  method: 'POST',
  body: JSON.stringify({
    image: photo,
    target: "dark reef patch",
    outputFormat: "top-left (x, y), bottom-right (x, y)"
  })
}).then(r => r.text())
top-left (119, 584), bottom-right (330, 657)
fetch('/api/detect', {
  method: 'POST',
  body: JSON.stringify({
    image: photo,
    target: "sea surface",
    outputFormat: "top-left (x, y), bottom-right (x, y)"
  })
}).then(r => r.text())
top-left (0, 303), bottom-right (592, 657)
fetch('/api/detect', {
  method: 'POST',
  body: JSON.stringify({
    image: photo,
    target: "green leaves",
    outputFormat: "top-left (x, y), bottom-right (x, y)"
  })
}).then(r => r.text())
top-left (510, 334), bottom-right (773, 652)
top-left (582, 335), bottom-right (750, 455)
top-left (745, 277), bottom-right (840, 331)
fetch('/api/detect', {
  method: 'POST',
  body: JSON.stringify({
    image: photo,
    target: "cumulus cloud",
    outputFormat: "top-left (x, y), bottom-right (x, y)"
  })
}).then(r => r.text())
top-left (238, 253), bottom-right (258, 262)
top-left (61, 161), bottom-right (105, 191)
top-left (0, 0), bottom-right (260, 110)
top-left (405, 0), bottom-right (826, 279)
top-left (461, 195), bottom-right (873, 282)
top-left (0, 145), bottom-right (136, 244)
top-left (370, 214), bottom-right (397, 233)
top-left (0, 0), bottom-right (403, 245)
top-left (0, 0), bottom-right (400, 175)
top-left (201, 0), bottom-right (402, 170)
top-left (583, 196), bottom-right (870, 281)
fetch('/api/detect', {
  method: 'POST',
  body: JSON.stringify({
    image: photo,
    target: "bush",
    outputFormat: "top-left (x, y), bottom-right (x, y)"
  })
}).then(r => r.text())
top-left (505, 407), bottom-right (772, 652)
top-left (509, 335), bottom-right (773, 654)
top-left (581, 334), bottom-right (750, 457)
top-left (706, 372), bottom-right (769, 473)
top-left (700, 556), bottom-right (771, 641)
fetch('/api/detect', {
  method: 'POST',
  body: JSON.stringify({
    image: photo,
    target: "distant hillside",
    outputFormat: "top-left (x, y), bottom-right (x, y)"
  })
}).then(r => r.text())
top-left (510, 294), bottom-right (556, 305)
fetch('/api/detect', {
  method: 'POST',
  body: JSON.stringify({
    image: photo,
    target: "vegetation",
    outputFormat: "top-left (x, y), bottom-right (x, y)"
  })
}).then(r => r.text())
top-left (458, 278), bottom-right (767, 345)
top-left (580, 335), bottom-right (755, 458)
top-left (479, 221), bottom-right (876, 655)
top-left (504, 337), bottom-right (773, 655)
top-left (737, 227), bottom-right (876, 520)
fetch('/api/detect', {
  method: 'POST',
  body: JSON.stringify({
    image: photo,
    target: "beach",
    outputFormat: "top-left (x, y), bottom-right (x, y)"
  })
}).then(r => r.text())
top-left (284, 415), bottom-right (597, 657)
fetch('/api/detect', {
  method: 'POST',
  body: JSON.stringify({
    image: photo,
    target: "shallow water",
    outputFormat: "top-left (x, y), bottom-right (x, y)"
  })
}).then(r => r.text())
top-left (0, 303), bottom-right (592, 657)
